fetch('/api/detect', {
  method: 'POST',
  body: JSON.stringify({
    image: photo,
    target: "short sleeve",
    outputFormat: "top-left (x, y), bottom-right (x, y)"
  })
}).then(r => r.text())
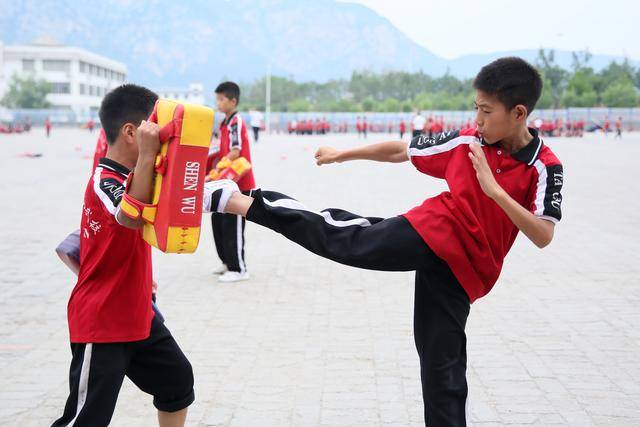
top-left (93, 172), bottom-right (126, 222)
top-left (407, 130), bottom-right (473, 178)
top-left (530, 162), bottom-right (563, 223)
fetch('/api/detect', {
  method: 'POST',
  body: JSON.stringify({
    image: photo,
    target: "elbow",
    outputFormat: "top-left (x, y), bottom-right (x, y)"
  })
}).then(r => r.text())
top-left (535, 231), bottom-right (554, 249)
top-left (535, 239), bottom-right (551, 249)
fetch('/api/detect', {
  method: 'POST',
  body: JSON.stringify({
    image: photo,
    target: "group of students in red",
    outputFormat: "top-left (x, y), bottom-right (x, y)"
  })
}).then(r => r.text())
top-left (0, 120), bottom-right (31, 134)
top-left (531, 118), bottom-right (585, 137)
top-left (416, 117), bottom-right (478, 136)
top-left (530, 116), bottom-right (630, 138)
top-left (603, 117), bottom-right (626, 138)
top-left (284, 116), bottom-right (480, 140)
top-left (287, 118), bottom-right (331, 135)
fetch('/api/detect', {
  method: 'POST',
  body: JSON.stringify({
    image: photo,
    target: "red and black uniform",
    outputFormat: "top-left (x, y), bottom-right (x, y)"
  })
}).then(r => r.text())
top-left (242, 128), bottom-right (563, 425)
top-left (91, 129), bottom-right (108, 171)
top-left (53, 158), bottom-right (194, 426)
top-left (211, 111), bottom-right (255, 273)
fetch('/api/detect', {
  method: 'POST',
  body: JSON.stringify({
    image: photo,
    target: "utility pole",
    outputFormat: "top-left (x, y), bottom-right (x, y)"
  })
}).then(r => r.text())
top-left (265, 64), bottom-right (271, 134)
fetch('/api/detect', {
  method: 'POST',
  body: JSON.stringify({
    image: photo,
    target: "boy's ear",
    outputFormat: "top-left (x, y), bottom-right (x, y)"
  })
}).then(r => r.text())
top-left (121, 123), bottom-right (137, 144)
top-left (513, 105), bottom-right (528, 122)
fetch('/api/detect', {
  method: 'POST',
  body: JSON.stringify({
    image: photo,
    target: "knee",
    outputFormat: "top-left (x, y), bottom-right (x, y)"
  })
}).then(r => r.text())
top-left (153, 358), bottom-right (194, 412)
top-left (178, 358), bottom-right (195, 390)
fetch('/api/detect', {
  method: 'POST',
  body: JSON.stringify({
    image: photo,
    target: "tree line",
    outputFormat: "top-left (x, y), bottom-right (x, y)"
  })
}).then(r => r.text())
top-left (2, 49), bottom-right (639, 111)
top-left (241, 49), bottom-right (640, 112)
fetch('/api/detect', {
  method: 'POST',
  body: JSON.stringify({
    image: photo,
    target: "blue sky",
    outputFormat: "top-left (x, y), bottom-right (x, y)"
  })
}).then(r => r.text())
top-left (344, 0), bottom-right (640, 59)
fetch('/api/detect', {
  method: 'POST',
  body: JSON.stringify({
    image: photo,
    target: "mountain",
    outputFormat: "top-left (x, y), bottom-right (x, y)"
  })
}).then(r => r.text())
top-left (446, 49), bottom-right (638, 77)
top-left (1, 0), bottom-right (637, 90)
top-left (0, 0), bottom-right (448, 86)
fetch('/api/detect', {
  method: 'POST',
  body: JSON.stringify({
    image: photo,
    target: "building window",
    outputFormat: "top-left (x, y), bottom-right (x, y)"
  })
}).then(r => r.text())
top-left (79, 61), bottom-right (86, 73)
top-left (22, 59), bottom-right (35, 72)
top-left (50, 82), bottom-right (71, 94)
top-left (79, 84), bottom-right (86, 95)
top-left (89, 64), bottom-right (95, 75)
top-left (43, 60), bottom-right (70, 72)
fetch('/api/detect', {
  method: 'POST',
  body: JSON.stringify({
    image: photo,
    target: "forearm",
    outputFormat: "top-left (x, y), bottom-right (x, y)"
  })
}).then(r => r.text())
top-left (336, 141), bottom-right (409, 163)
top-left (116, 154), bottom-right (156, 228)
top-left (128, 154), bottom-right (156, 202)
top-left (493, 191), bottom-right (554, 248)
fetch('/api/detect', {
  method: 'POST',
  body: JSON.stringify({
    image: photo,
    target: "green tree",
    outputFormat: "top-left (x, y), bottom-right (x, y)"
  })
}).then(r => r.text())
top-left (237, 53), bottom-right (639, 111)
top-left (571, 50), bottom-right (593, 73)
top-left (325, 99), bottom-right (359, 112)
top-left (1, 74), bottom-right (51, 108)
top-left (413, 92), bottom-right (434, 110)
top-left (286, 98), bottom-right (312, 112)
top-left (602, 79), bottom-right (638, 107)
top-left (536, 76), bottom-right (555, 109)
top-left (562, 69), bottom-right (598, 107)
top-left (381, 97), bottom-right (401, 112)
top-left (361, 96), bottom-right (375, 112)
top-left (536, 49), bottom-right (567, 108)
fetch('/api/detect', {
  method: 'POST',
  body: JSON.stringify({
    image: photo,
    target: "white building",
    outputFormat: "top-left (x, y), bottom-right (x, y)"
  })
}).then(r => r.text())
top-left (155, 83), bottom-right (206, 105)
top-left (0, 39), bottom-right (127, 117)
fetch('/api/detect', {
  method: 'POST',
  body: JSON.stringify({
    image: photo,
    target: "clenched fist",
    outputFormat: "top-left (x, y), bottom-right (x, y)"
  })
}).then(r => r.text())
top-left (314, 146), bottom-right (340, 165)
top-left (136, 120), bottom-right (161, 158)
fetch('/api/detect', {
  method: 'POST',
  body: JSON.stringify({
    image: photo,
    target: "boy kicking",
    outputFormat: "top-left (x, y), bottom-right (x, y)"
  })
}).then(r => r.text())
top-left (204, 57), bottom-right (564, 426)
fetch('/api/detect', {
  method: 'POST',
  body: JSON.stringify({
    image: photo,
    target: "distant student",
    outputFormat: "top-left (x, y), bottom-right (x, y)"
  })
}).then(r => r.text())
top-left (412, 112), bottom-right (426, 138)
top-left (210, 82), bottom-right (256, 282)
top-left (45, 117), bottom-right (52, 138)
top-left (615, 117), bottom-right (623, 139)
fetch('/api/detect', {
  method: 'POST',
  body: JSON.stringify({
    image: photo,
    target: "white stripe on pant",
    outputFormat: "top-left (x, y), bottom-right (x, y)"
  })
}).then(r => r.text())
top-left (236, 214), bottom-right (246, 273)
top-left (66, 343), bottom-right (92, 427)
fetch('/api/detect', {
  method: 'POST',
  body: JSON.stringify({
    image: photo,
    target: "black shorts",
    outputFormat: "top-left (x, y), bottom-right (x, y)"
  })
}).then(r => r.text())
top-left (52, 315), bottom-right (194, 426)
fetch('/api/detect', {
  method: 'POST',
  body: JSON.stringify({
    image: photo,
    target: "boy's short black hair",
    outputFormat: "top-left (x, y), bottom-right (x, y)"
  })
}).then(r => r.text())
top-left (99, 84), bottom-right (158, 144)
top-left (215, 81), bottom-right (240, 104)
top-left (473, 57), bottom-right (542, 116)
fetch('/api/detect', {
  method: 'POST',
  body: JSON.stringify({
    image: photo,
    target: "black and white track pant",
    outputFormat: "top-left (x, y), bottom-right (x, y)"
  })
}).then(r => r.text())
top-left (51, 315), bottom-right (194, 427)
top-left (211, 213), bottom-right (247, 273)
top-left (247, 189), bottom-right (470, 427)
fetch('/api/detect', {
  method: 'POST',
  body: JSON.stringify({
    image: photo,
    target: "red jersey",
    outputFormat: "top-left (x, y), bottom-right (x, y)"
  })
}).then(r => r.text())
top-left (68, 158), bottom-right (154, 343)
top-left (91, 129), bottom-right (108, 171)
top-left (219, 111), bottom-right (255, 191)
top-left (403, 128), bottom-right (563, 302)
